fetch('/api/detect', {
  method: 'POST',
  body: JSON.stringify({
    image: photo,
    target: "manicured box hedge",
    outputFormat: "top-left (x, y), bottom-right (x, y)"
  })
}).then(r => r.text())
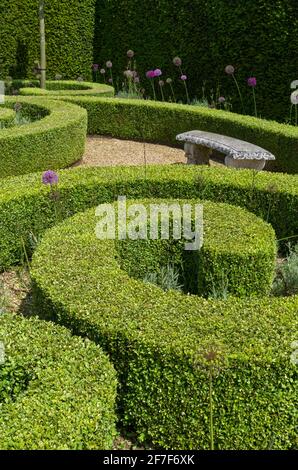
top-left (0, 314), bottom-right (117, 449)
top-left (17, 80), bottom-right (114, 97)
top-left (31, 207), bottom-right (298, 449)
top-left (0, 107), bottom-right (15, 128)
top-left (0, 97), bottom-right (87, 178)
top-left (115, 198), bottom-right (276, 297)
top-left (0, 165), bottom-right (297, 271)
top-left (61, 97), bottom-right (298, 174)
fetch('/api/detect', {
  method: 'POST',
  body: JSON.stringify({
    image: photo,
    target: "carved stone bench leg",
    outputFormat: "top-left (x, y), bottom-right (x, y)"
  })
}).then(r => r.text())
top-left (184, 143), bottom-right (212, 165)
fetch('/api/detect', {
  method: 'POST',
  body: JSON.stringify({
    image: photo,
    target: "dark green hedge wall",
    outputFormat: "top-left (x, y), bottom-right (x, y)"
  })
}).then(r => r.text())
top-left (94, 0), bottom-right (298, 121)
top-left (0, 0), bottom-right (95, 81)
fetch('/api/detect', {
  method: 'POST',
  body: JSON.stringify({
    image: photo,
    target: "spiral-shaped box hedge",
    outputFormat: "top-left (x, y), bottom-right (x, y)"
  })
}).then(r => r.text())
top-left (0, 165), bottom-right (297, 449)
top-left (30, 201), bottom-right (296, 449)
top-left (0, 97), bottom-right (87, 178)
top-left (0, 314), bottom-right (117, 449)
top-left (17, 80), bottom-right (114, 98)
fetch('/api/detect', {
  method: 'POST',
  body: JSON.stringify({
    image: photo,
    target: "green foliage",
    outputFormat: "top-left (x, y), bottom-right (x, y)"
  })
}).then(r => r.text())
top-left (17, 80), bottom-right (114, 97)
top-left (0, 0), bottom-right (95, 81)
top-left (0, 164), bottom-right (297, 271)
top-left (272, 244), bottom-right (298, 296)
top-left (0, 108), bottom-right (15, 129)
top-left (62, 97), bottom-right (298, 174)
top-left (94, 0), bottom-right (298, 122)
top-left (116, 199), bottom-right (276, 297)
top-left (30, 207), bottom-right (298, 449)
top-left (144, 264), bottom-right (183, 292)
top-left (0, 96), bottom-right (87, 178)
top-left (0, 314), bottom-right (117, 449)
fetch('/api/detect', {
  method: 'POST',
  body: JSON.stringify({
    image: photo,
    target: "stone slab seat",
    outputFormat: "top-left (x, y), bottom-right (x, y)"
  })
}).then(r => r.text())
top-left (176, 130), bottom-right (276, 170)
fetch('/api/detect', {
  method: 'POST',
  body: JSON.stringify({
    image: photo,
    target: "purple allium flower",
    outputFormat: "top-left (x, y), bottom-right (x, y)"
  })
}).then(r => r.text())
top-left (173, 57), bottom-right (182, 67)
top-left (180, 75), bottom-right (187, 81)
top-left (225, 65), bottom-right (235, 75)
top-left (92, 64), bottom-right (99, 72)
top-left (146, 70), bottom-right (156, 79)
top-left (158, 80), bottom-right (164, 87)
top-left (100, 68), bottom-right (106, 75)
top-left (42, 170), bottom-right (59, 186)
top-left (106, 61), bottom-right (113, 69)
top-left (166, 78), bottom-right (173, 84)
top-left (108, 78), bottom-right (113, 84)
top-left (14, 102), bottom-right (22, 113)
top-left (127, 50), bottom-right (134, 58)
top-left (154, 69), bottom-right (162, 77)
top-left (218, 96), bottom-right (226, 103)
top-left (247, 77), bottom-right (257, 87)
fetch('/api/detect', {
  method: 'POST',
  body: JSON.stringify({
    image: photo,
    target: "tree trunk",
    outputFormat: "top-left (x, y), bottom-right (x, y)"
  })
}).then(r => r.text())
top-left (39, 0), bottom-right (46, 89)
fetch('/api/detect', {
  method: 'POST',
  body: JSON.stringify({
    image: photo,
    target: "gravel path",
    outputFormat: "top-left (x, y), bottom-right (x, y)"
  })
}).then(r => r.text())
top-left (73, 135), bottom-right (186, 168)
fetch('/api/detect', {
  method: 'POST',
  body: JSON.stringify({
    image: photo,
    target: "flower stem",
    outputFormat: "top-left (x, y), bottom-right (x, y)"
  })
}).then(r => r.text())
top-left (252, 88), bottom-right (257, 118)
top-left (170, 83), bottom-right (176, 103)
top-left (160, 85), bottom-right (165, 102)
top-left (209, 369), bottom-right (214, 450)
top-left (232, 74), bottom-right (245, 114)
top-left (150, 80), bottom-right (156, 101)
top-left (184, 81), bottom-right (190, 105)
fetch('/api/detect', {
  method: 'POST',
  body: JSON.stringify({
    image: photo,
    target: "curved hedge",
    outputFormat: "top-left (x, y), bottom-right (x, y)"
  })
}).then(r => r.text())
top-left (114, 198), bottom-right (276, 297)
top-left (17, 80), bottom-right (114, 97)
top-left (0, 97), bottom-right (87, 178)
top-left (0, 107), bottom-right (15, 128)
top-left (0, 165), bottom-right (297, 271)
top-left (60, 97), bottom-right (298, 174)
top-left (0, 314), bottom-right (117, 449)
top-left (30, 206), bottom-right (298, 450)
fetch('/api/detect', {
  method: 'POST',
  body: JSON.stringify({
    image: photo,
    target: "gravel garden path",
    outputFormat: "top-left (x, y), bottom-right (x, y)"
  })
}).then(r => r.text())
top-left (73, 135), bottom-right (186, 167)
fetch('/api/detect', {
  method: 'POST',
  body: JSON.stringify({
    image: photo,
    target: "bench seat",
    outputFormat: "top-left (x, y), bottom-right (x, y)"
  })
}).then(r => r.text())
top-left (176, 130), bottom-right (276, 170)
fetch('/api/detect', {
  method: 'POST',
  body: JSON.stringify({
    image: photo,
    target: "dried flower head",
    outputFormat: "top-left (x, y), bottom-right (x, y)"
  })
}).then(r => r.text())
top-left (124, 70), bottom-right (134, 78)
top-left (42, 170), bottom-right (59, 186)
top-left (100, 68), bottom-right (106, 75)
top-left (108, 78), bottom-right (113, 84)
top-left (14, 102), bottom-right (22, 113)
top-left (166, 78), bottom-right (172, 84)
top-left (173, 57), bottom-right (182, 67)
top-left (225, 65), bottom-right (235, 75)
top-left (106, 61), bottom-right (113, 69)
top-left (158, 80), bottom-right (164, 87)
top-left (127, 50), bottom-right (134, 58)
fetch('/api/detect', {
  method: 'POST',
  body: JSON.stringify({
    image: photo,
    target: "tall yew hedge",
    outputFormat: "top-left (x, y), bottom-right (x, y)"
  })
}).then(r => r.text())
top-left (94, 0), bottom-right (298, 121)
top-left (0, 0), bottom-right (95, 80)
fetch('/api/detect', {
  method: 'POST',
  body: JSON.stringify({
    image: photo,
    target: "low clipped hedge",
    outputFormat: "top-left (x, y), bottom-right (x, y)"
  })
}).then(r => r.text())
top-left (0, 97), bottom-right (87, 178)
top-left (30, 207), bottom-right (298, 449)
top-left (0, 314), bottom-right (117, 449)
top-left (61, 97), bottom-right (298, 174)
top-left (0, 165), bottom-right (297, 271)
top-left (16, 80), bottom-right (114, 97)
top-left (0, 108), bottom-right (15, 128)
top-left (114, 199), bottom-right (276, 297)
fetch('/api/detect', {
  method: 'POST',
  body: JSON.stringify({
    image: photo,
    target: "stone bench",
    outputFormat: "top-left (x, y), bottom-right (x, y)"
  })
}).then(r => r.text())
top-left (176, 130), bottom-right (275, 170)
